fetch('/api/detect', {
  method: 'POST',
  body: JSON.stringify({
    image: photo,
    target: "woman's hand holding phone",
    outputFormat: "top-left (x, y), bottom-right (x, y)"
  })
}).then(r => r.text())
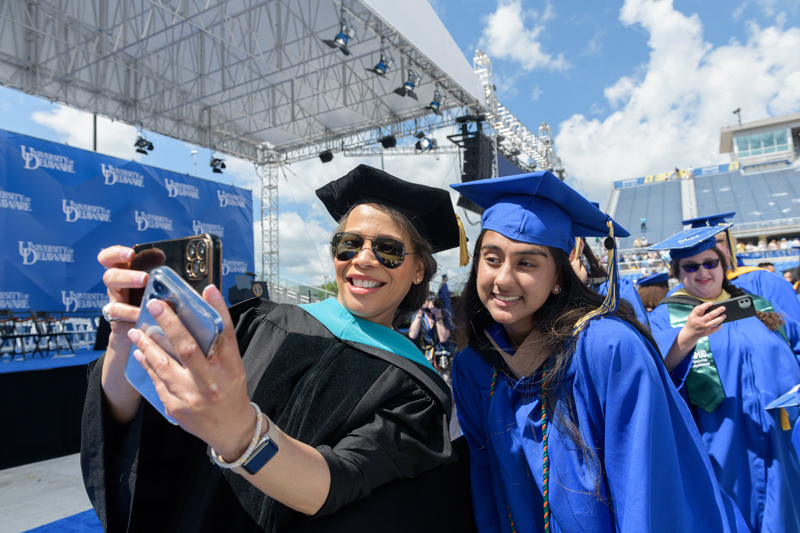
top-left (97, 245), bottom-right (150, 423)
top-left (126, 277), bottom-right (256, 462)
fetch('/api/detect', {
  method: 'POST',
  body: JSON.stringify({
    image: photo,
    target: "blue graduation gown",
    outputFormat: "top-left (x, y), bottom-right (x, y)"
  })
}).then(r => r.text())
top-left (649, 302), bottom-right (800, 533)
top-left (453, 316), bottom-right (749, 532)
top-left (593, 278), bottom-right (650, 330)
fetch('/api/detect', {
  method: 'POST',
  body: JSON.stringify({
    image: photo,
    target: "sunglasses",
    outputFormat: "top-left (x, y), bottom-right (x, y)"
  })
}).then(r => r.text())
top-left (680, 259), bottom-right (720, 273)
top-left (331, 232), bottom-right (415, 269)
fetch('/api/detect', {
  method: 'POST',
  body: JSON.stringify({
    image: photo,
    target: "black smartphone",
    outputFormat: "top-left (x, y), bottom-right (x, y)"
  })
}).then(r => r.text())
top-left (128, 234), bottom-right (222, 305)
top-left (707, 295), bottom-right (757, 323)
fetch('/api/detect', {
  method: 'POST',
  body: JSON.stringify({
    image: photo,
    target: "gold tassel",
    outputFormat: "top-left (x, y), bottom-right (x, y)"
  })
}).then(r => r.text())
top-left (780, 408), bottom-right (791, 431)
top-left (726, 227), bottom-right (738, 272)
top-left (455, 213), bottom-right (471, 267)
top-left (574, 220), bottom-right (618, 334)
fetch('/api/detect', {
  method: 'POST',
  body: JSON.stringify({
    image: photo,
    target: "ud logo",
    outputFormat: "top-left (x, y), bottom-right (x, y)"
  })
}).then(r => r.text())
top-left (18, 241), bottom-right (37, 265)
top-left (62, 291), bottom-right (79, 312)
top-left (135, 210), bottom-right (149, 231)
top-left (20, 145), bottom-right (39, 170)
top-left (101, 163), bottom-right (115, 185)
top-left (62, 199), bottom-right (79, 222)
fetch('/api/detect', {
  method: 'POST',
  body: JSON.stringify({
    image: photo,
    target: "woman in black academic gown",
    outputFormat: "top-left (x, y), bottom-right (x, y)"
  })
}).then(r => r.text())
top-left (81, 164), bottom-right (475, 532)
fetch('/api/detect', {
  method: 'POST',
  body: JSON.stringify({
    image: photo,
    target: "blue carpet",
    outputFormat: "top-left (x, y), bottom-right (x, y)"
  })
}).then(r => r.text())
top-left (24, 509), bottom-right (102, 532)
top-left (0, 348), bottom-right (102, 374)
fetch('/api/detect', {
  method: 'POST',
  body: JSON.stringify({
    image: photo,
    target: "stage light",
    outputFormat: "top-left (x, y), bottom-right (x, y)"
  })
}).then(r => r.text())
top-left (393, 69), bottom-right (420, 100)
top-left (380, 135), bottom-right (397, 149)
top-left (319, 150), bottom-right (334, 163)
top-left (367, 52), bottom-right (394, 76)
top-left (210, 157), bottom-right (226, 174)
top-left (414, 131), bottom-right (437, 152)
top-left (425, 90), bottom-right (446, 115)
top-left (322, 8), bottom-right (355, 56)
top-left (134, 135), bottom-right (154, 155)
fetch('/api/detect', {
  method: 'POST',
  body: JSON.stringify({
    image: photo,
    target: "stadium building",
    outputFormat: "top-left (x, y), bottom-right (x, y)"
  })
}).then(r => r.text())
top-left (607, 112), bottom-right (800, 278)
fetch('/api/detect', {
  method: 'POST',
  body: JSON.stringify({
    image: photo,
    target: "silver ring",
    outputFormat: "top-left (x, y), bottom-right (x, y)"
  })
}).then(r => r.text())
top-left (102, 302), bottom-right (121, 323)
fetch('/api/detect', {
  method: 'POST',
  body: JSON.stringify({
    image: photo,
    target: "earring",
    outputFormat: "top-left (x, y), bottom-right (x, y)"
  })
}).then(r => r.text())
top-left (415, 278), bottom-right (421, 284)
top-left (553, 286), bottom-right (561, 294)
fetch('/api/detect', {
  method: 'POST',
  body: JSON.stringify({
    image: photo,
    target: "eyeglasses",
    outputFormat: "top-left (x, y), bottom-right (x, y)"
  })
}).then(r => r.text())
top-left (331, 232), bottom-right (415, 269)
top-left (680, 259), bottom-right (720, 273)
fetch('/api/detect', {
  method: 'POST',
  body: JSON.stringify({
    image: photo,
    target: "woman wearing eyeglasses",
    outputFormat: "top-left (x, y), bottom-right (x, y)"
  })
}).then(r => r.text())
top-left (648, 227), bottom-right (800, 533)
top-left (450, 172), bottom-right (748, 533)
top-left (81, 165), bottom-right (476, 532)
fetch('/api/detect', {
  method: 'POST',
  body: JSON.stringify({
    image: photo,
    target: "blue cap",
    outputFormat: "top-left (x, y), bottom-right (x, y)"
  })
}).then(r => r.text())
top-left (636, 272), bottom-right (669, 287)
top-left (450, 171), bottom-right (629, 254)
top-left (682, 212), bottom-right (736, 228)
top-left (649, 225), bottom-right (732, 260)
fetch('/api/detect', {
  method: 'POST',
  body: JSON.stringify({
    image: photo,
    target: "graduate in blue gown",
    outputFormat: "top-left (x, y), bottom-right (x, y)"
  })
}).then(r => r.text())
top-left (649, 226), bottom-right (800, 533)
top-left (668, 212), bottom-right (800, 322)
top-left (449, 172), bottom-right (749, 533)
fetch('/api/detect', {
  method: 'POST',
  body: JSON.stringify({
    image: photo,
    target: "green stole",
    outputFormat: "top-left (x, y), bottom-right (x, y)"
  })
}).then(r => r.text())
top-left (667, 291), bottom-right (787, 413)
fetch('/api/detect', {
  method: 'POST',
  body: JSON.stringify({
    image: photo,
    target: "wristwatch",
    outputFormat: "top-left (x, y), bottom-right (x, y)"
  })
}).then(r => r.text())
top-left (238, 432), bottom-right (280, 475)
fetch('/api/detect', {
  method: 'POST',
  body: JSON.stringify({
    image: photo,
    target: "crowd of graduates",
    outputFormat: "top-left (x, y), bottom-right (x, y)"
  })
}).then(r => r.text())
top-left (80, 165), bottom-right (799, 532)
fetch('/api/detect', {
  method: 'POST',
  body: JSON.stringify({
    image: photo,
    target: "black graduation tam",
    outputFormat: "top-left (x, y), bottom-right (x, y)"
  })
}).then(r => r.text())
top-left (316, 164), bottom-right (468, 264)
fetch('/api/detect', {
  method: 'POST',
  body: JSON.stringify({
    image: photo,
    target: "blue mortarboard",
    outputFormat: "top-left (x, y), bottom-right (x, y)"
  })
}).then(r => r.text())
top-left (636, 272), bottom-right (669, 287)
top-left (766, 384), bottom-right (800, 410)
top-left (450, 171), bottom-right (629, 254)
top-left (650, 224), bottom-right (732, 260)
top-left (451, 171), bottom-right (629, 331)
top-left (683, 212), bottom-right (736, 228)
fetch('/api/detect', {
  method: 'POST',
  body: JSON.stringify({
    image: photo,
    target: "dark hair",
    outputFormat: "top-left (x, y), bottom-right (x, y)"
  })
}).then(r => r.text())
top-left (581, 238), bottom-right (608, 279)
top-left (758, 262), bottom-right (774, 268)
top-left (334, 203), bottom-right (437, 328)
top-left (672, 247), bottom-right (784, 331)
top-left (457, 229), bottom-right (640, 502)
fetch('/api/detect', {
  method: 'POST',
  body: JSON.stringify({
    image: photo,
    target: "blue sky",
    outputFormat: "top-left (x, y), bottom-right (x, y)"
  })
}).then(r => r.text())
top-left (1, 0), bottom-right (799, 288)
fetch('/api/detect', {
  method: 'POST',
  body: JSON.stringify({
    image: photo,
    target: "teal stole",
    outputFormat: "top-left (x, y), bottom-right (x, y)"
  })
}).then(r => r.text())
top-left (299, 298), bottom-right (435, 372)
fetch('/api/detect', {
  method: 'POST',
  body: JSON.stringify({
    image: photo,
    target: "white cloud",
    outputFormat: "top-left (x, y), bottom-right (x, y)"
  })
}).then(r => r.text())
top-left (555, 0), bottom-right (800, 202)
top-left (30, 106), bottom-right (140, 161)
top-left (478, 0), bottom-right (570, 72)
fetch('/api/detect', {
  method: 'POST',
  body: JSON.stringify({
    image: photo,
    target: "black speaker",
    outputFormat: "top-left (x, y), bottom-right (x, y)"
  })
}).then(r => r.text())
top-left (461, 133), bottom-right (493, 183)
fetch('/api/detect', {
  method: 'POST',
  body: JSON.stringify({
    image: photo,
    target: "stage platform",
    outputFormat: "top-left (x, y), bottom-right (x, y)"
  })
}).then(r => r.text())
top-left (1, 347), bottom-right (103, 470)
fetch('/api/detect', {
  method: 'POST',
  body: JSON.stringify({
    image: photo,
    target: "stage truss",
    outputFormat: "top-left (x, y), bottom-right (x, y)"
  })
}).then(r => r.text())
top-left (0, 0), bottom-right (563, 287)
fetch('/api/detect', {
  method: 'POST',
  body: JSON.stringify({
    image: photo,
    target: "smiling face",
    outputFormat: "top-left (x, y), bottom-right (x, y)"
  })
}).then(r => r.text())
top-left (678, 248), bottom-right (724, 300)
top-left (334, 204), bottom-right (424, 327)
top-left (476, 230), bottom-right (561, 345)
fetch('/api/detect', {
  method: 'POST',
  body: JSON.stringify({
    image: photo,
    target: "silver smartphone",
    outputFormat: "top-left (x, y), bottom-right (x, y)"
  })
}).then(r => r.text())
top-left (125, 266), bottom-right (224, 424)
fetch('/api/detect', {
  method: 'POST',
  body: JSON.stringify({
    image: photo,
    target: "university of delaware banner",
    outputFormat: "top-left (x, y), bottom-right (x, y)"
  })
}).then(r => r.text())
top-left (0, 129), bottom-right (254, 312)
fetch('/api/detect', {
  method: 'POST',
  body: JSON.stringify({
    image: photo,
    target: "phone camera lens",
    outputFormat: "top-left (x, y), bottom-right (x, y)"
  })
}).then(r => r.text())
top-left (197, 241), bottom-right (207, 259)
top-left (187, 241), bottom-right (197, 259)
top-left (153, 279), bottom-right (168, 298)
top-left (192, 260), bottom-right (201, 276)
